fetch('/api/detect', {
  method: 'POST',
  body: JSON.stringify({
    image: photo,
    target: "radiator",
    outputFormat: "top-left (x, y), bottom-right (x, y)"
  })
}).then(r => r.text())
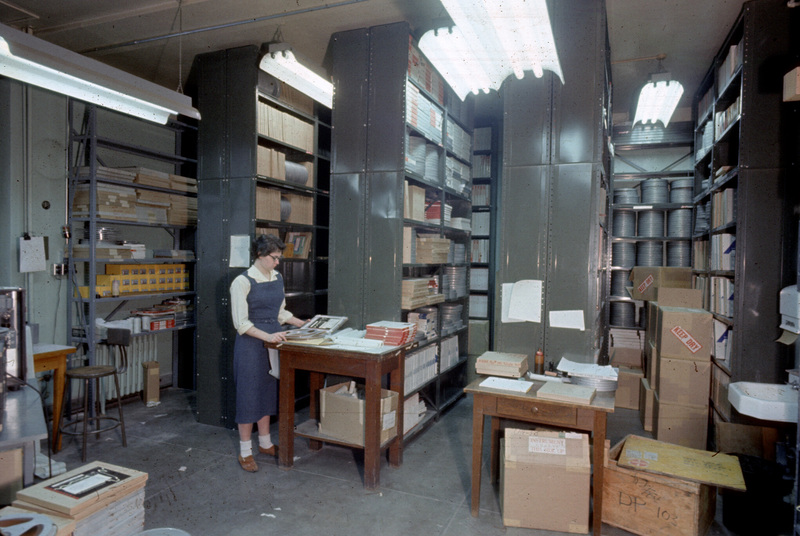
top-left (95, 333), bottom-right (158, 404)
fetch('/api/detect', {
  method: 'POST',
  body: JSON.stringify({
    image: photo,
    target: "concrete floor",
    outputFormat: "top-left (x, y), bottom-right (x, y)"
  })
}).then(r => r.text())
top-left (46, 387), bottom-right (743, 535)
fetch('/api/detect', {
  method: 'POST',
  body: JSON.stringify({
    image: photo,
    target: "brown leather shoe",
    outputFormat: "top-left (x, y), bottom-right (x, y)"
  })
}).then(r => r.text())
top-left (238, 455), bottom-right (258, 472)
top-left (258, 444), bottom-right (278, 457)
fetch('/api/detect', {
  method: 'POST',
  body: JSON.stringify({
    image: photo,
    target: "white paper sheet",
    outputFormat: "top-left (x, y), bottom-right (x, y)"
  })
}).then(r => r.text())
top-left (508, 279), bottom-right (543, 323)
top-left (549, 310), bottom-right (585, 331)
top-left (556, 357), bottom-right (618, 379)
top-left (479, 376), bottom-right (534, 393)
top-left (229, 234), bottom-right (250, 268)
top-left (501, 283), bottom-right (524, 323)
top-left (19, 236), bottom-right (46, 272)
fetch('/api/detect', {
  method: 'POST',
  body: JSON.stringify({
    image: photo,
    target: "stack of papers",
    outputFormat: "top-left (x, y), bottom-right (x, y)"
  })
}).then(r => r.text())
top-left (13, 462), bottom-right (147, 536)
top-left (365, 321), bottom-right (417, 346)
top-left (475, 351), bottom-right (529, 378)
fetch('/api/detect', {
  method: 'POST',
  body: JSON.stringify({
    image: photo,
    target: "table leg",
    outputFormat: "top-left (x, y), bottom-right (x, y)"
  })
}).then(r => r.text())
top-left (278, 359), bottom-right (296, 470)
top-left (52, 359), bottom-right (66, 452)
top-left (592, 411), bottom-right (607, 536)
top-left (470, 402), bottom-right (484, 516)
top-left (308, 371), bottom-right (324, 451)
top-left (363, 365), bottom-right (380, 490)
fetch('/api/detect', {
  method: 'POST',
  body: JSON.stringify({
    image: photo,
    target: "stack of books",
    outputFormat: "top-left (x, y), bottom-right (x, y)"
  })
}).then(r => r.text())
top-left (127, 167), bottom-right (171, 189)
top-left (169, 173), bottom-right (198, 193)
top-left (365, 321), bottom-right (417, 346)
top-left (416, 235), bottom-right (450, 263)
top-left (425, 201), bottom-right (452, 225)
top-left (475, 351), bottom-right (529, 378)
top-left (72, 184), bottom-right (137, 221)
top-left (402, 278), bottom-right (437, 310)
top-left (12, 462), bottom-right (147, 536)
top-left (77, 166), bottom-right (135, 183)
top-left (167, 194), bottom-right (197, 226)
top-left (404, 392), bottom-right (427, 434)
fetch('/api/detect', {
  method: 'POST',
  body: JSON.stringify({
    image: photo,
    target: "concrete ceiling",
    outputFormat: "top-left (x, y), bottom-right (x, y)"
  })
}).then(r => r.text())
top-left (1, 0), bottom-right (755, 122)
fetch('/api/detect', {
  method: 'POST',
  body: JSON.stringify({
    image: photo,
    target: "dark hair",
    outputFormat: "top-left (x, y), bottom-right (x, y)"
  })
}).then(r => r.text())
top-left (253, 234), bottom-right (285, 259)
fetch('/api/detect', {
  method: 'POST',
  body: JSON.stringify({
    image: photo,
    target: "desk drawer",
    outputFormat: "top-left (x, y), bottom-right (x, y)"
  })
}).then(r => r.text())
top-left (496, 398), bottom-right (577, 426)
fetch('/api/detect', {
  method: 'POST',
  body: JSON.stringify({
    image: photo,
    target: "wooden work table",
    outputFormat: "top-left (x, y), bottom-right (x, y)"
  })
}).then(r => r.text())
top-left (464, 378), bottom-right (615, 536)
top-left (269, 340), bottom-right (410, 490)
top-left (32, 344), bottom-right (77, 452)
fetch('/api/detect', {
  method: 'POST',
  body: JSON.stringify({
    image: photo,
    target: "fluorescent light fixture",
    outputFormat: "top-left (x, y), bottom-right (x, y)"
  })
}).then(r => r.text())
top-left (633, 75), bottom-right (684, 127)
top-left (0, 23), bottom-right (199, 124)
top-left (419, 0), bottom-right (563, 101)
top-left (259, 44), bottom-right (333, 109)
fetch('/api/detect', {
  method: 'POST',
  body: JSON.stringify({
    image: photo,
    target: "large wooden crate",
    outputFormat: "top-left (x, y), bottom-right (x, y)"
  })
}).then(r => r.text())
top-left (602, 435), bottom-right (716, 536)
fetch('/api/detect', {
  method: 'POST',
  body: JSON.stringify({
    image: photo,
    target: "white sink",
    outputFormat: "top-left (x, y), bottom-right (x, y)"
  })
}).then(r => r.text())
top-left (728, 382), bottom-right (799, 423)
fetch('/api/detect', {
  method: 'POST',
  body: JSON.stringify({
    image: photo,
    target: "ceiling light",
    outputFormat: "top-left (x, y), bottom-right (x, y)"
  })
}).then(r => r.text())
top-left (0, 23), bottom-right (199, 124)
top-left (259, 44), bottom-right (333, 109)
top-left (633, 71), bottom-right (684, 127)
top-left (418, 0), bottom-right (563, 101)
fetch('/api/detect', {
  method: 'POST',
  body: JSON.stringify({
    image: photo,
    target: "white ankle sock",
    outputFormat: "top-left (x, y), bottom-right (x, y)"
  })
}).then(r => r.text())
top-left (240, 440), bottom-right (253, 458)
top-left (258, 434), bottom-right (273, 449)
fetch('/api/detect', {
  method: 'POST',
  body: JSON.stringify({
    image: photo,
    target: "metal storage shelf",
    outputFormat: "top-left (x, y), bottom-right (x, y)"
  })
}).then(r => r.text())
top-left (66, 99), bottom-right (198, 389)
top-left (689, 1), bottom-right (791, 458)
top-left (329, 22), bottom-right (473, 439)
top-left (193, 44), bottom-right (331, 428)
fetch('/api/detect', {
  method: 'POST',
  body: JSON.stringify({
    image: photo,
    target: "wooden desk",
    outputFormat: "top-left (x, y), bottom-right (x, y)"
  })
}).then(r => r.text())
top-left (32, 344), bottom-right (76, 452)
top-left (464, 378), bottom-right (615, 536)
top-left (271, 341), bottom-right (408, 490)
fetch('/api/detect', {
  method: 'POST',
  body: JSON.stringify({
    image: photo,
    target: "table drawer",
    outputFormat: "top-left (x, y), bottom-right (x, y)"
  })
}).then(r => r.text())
top-left (496, 397), bottom-right (577, 426)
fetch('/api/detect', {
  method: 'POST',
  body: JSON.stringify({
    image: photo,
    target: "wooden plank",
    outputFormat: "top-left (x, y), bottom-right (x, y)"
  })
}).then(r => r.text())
top-left (536, 381), bottom-right (596, 405)
top-left (617, 435), bottom-right (745, 490)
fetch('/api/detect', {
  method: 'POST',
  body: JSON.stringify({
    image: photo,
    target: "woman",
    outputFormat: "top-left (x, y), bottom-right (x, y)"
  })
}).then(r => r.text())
top-left (230, 234), bottom-right (305, 472)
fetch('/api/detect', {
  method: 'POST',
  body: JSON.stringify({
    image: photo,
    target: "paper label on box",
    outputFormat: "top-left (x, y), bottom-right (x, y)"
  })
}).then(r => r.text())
top-left (528, 436), bottom-right (566, 455)
top-left (382, 410), bottom-right (396, 431)
top-left (670, 325), bottom-right (703, 353)
top-left (637, 274), bottom-right (654, 294)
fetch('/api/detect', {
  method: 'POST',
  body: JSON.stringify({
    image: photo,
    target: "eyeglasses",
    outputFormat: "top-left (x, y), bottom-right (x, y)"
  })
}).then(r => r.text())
top-left (268, 254), bottom-right (282, 262)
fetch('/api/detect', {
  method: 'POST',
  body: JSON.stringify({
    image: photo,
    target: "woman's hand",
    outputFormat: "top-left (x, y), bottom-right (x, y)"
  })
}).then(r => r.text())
top-left (267, 331), bottom-right (287, 343)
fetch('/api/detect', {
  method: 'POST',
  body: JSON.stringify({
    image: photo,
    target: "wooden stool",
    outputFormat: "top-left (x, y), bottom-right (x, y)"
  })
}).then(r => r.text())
top-left (59, 328), bottom-right (129, 461)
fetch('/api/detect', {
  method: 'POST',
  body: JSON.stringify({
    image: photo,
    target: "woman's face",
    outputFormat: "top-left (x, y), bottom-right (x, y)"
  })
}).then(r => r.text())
top-left (261, 251), bottom-right (282, 270)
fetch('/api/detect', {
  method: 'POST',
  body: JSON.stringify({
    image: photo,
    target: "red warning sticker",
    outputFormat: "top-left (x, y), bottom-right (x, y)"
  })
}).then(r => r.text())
top-left (637, 274), bottom-right (654, 294)
top-left (670, 325), bottom-right (703, 353)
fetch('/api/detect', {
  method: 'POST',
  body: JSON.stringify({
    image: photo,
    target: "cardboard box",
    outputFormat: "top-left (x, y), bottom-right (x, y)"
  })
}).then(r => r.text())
top-left (319, 382), bottom-right (398, 446)
top-left (656, 287), bottom-right (704, 308)
top-left (610, 346), bottom-right (642, 368)
top-left (656, 306), bottom-right (713, 361)
top-left (715, 421), bottom-right (779, 460)
top-left (645, 341), bottom-right (658, 386)
top-left (711, 362), bottom-right (732, 421)
top-left (646, 300), bottom-right (660, 346)
top-left (142, 361), bottom-right (159, 405)
top-left (656, 357), bottom-right (711, 407)
top-left (654, 398), bottom-right (709, 450)
top-left (628, 267), bottom-right (692, 301)
top-left (784, 66), bottom-right (800, 102)
top-left (639, 378), bottom-right (655, 432)
top-left (615, 366), bottom-right (644, 410)
top-left (0, 449), bottom-right (22, 505)
top-left (500, 429), bottom-right (590, 533)
top-left (602, 436), bottom-right (716, 536)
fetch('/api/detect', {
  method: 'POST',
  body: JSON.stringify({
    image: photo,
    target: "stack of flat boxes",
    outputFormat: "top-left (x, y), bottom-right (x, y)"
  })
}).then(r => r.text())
top-left (630, 267), bottom-right (713, 450)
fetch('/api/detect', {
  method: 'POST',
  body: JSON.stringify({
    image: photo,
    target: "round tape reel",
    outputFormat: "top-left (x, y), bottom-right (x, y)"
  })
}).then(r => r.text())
top-left (0, 513), bottom-right (58, 536)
